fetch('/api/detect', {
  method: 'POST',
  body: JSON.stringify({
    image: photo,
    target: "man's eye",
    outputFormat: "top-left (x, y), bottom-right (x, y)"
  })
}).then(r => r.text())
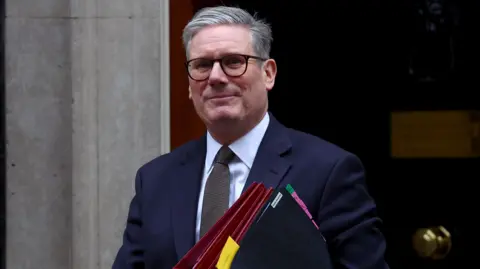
top-left (194, 61), bottom-right (211, 69)
top-left (224, 57), bottom-right (245, 67)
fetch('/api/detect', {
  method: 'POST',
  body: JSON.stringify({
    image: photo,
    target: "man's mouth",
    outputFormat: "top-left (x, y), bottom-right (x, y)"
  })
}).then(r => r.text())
top-left (208, 94), bottom-right (237, 100)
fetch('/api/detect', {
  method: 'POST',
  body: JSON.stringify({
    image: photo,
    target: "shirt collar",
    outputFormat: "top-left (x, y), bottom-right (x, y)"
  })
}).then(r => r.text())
top-left (205, 112), bottom-right (270, 170)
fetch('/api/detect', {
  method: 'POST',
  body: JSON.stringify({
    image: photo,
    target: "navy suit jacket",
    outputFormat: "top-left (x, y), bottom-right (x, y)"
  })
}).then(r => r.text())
top-left (112, 113), bottom-right (389, 269)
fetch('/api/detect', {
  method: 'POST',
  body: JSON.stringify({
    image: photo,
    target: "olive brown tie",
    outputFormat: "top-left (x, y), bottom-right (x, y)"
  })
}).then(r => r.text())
top-left (199, 146), bottom-right (235, 238)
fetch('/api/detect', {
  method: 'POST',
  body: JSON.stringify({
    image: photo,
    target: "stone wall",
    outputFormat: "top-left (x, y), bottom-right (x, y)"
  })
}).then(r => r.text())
top-left (5, 0), bottom-right (170, 268)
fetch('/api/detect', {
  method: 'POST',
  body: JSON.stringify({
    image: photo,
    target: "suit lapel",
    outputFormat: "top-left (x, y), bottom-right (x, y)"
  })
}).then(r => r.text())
top-left (171, 114), bottom-right (292, 259)
top-left (171, 136), bottom-right (206, 261)
top-left (244, 114), bottom-right (292, 191)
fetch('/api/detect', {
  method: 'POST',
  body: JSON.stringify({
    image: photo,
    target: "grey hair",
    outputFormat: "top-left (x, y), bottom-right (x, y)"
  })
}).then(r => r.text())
top-left (182, 6), bottom-right (273, 60)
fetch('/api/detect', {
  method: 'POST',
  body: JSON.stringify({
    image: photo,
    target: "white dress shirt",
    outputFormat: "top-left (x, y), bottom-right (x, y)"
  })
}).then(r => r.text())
top-left (195, 113), bottom-right (270, 242)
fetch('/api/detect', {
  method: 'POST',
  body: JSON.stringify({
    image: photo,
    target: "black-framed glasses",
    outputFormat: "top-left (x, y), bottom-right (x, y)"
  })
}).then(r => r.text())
top-left (185, 54), bottom-right (268, 81)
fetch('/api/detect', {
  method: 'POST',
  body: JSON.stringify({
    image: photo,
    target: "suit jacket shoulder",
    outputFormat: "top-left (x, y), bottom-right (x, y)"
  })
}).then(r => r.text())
top-left (285, 127), bottom-right (361, 172)
top-left (279, 122), bottom-right (388, 269)
top-left (136, 136), bottom-right (205, 184)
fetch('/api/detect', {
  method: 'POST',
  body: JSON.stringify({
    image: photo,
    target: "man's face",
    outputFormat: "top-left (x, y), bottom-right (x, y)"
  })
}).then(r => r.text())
top-left (187, 25), bottom-right (276, 127)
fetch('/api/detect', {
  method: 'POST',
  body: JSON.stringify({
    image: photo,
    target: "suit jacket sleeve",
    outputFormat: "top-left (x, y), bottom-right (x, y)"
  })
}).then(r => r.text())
top-left (112, 170), bottom-right (144, 269)
top-left (317, 153), bottom-right (389, 269)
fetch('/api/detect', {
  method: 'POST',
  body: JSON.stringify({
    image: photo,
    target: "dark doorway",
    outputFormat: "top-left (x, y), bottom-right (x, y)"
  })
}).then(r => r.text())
top-left (211, 0), bottom-right (478, 268)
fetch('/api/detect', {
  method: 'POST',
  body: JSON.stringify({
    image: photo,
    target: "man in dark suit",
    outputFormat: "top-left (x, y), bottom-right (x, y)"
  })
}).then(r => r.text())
top-left (113, 6), bottom-right (389, 269)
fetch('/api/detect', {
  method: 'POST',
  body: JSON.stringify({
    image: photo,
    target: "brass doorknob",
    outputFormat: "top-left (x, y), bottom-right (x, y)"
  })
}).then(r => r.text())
top-left (412, 226), bottom-right (452, 260)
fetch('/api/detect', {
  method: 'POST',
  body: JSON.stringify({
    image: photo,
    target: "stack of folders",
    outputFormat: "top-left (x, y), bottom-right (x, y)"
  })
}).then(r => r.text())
top-left (174, 182), bottom-right (333, 269)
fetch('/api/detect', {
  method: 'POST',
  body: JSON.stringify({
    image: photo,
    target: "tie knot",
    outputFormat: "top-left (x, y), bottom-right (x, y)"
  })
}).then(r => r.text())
top-left (215, 146), bottom-right (235, 165)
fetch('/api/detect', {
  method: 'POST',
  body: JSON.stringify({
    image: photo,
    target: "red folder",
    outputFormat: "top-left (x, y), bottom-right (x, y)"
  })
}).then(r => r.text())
top-left (174, 182), bottom-right (273, 269)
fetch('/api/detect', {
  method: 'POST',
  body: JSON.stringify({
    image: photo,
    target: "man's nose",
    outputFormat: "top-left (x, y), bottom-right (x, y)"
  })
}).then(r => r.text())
top-left (208, 62), bottom-right (228, 85)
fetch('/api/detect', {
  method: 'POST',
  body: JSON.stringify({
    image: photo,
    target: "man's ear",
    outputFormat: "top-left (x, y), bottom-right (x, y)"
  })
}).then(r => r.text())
top-left (188, 86), bottom-right (192, 99)
top-left (263, 59), bottom-right (277, 91)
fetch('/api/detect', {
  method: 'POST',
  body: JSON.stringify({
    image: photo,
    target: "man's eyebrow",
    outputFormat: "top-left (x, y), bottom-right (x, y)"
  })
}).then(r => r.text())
top-left (191, 52), bottom-right (246, 59)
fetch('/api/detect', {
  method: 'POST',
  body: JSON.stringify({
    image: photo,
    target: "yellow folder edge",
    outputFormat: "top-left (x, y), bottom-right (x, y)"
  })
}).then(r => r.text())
top-left (216, 236), bottom-right (240, 269)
